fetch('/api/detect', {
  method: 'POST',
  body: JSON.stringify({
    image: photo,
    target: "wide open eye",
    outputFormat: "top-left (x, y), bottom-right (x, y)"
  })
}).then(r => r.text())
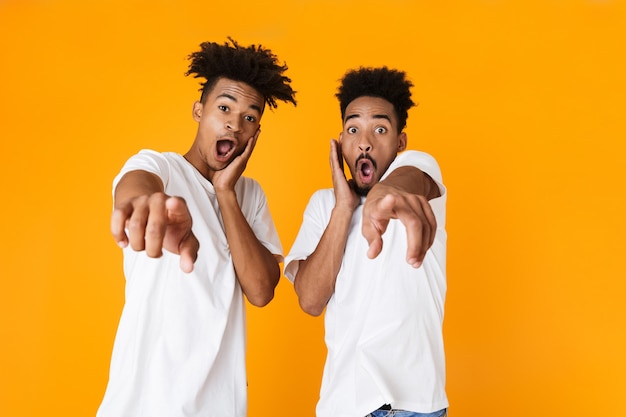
top-left (375, 126), bottom-right (387, 134)
top-left (347, 126), bottom-right (357, 134)
top-left (244, 114), bottom-right (257, 123)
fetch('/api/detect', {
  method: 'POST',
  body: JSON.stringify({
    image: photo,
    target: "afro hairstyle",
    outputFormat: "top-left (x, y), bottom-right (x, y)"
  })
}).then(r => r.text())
top-left (186, 37), bottom-right (297, 110)
top-left (336, 66), bottom-right (415, 132)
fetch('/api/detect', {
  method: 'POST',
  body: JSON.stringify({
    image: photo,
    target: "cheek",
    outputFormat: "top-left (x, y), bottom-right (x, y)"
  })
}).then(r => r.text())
top-left (380, 143), bottom-right (400, 159)
top-left (341, 151), bottom-right (356, 167)
top-left (243, 121), bottom-right (260, 136)
top-left (200, 115), bottom-right (221, 131)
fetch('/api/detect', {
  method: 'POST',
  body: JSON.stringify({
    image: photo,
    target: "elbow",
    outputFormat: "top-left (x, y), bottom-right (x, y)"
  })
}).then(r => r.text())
top-left (245, 272), bottom-right (279, 307)
top-left (296, 294), bottom-right (325, 317)
top-left (247, 290), bottom-right (275, 307)
top-left (300, 303), bottom-right (324, 317)
top-left (293, 271), bottom-right (330, 316)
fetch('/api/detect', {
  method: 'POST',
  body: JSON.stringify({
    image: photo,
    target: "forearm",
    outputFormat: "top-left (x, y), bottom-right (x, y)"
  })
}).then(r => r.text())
top-left (294, 206), bottom-right (353, 316)
top-left (217, 190), bottom-right (280, 307)
top-left (114, 170), bottom-right (164, 206)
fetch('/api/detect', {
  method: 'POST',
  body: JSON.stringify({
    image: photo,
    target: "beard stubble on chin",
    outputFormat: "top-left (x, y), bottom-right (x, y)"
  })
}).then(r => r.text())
top-left (355, 184), bottom-right (371, 197)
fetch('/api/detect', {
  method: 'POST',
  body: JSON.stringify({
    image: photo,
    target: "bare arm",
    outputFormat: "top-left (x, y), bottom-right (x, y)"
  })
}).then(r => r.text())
top-left (362, 165), bottom-right (440, 268)
top-left (293, 140), bottom-right (359, 316)
top-left (213, 134), bottom-right (280, 307)
top-left (110, 169), bottom-right (199, 273)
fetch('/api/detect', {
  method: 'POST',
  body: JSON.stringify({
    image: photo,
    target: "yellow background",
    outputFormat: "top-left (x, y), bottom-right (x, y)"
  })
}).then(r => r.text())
top-left (1, 0), bottom-right (625, 416)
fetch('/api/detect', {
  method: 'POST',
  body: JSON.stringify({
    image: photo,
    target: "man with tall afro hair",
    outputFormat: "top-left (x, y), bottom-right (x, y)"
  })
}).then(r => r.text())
top-left (285, 67), bottom-right (449, 417)
top-left (98, 38), bottom-right (296, 417)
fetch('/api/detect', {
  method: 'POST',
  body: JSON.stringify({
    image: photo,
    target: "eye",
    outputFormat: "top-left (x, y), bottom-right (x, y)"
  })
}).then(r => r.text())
top-left (375, 126), bottom-right (387, 134)
top-left (347, 126), bottom-right (357, 134)
top-left (245, 114), bottom-right (257, 123)
top-left (218, 105), bottom-right (228, 112)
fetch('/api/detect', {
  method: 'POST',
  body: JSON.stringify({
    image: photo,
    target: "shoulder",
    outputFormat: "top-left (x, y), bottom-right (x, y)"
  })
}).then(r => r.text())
top-left (310, 188), bottom-right (335, 204)
top-left (301, 189), bottom-right (335, 216)
top-left (385, 150), bottom-right (443, 184)
top-left (234, 176), bottom-right (269, 206)
top-left (235, 176), bottom-right (263, 193)
top-left (122, 149), bottom-right (176, 171)
top-left (113, 150), bottom-right (180, 190)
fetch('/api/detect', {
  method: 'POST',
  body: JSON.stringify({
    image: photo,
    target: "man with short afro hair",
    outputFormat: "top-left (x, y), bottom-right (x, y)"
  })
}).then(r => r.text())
top-left (97, 38), bottom-right (296, 417)
top-left (285, 66), bottom-right (449, 417)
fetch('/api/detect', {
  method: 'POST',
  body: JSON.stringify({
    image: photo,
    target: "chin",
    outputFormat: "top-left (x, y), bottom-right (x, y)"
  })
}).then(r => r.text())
top-left (355, 185), bottom-right (371, 197)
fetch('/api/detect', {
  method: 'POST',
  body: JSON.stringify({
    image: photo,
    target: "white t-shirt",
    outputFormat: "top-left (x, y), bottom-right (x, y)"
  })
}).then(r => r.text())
top-left (285, 151), bottom-right (448, 417)
top-left (98, 150), bottom-right (283, 417)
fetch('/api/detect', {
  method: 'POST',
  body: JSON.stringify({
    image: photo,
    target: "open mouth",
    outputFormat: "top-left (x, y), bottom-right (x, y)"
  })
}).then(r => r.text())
top-left (356, 155), bottom-right (376, 185)
top-left (216, 139), bottom-right (236, 161)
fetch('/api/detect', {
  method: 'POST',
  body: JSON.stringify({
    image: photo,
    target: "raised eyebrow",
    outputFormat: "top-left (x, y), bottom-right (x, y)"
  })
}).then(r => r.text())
top-left (217, 93), bottom-right (237, 103)
top-left (373, 114), bottom-right (392, 122)
top-left (345, 113), bottom-right (361, 122)
top-left (344, 113), bottom-right (391, 123)
top-left (248, 103), bottom-right (263, 114)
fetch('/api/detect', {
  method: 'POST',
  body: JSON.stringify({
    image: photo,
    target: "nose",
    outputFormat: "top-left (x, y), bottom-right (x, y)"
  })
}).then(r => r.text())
top-left (357, 132), bottom-right (373, 153)
top-left (358, 143), bottom-right (372, 153)
top-left (226, 118), bottom-right (242, 132)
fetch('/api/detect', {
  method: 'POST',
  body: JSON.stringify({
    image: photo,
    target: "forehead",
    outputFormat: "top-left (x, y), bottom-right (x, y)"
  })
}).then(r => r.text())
top-left (207, 78), bottom-right (265, 112)
top-left (343, 96), bottom-right (397, 127)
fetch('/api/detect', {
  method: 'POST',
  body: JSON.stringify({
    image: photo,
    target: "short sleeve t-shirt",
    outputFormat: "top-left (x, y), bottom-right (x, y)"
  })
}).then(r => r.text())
top-left (97, 150), bottom-right (283, 417)
top-left (285, 151), bottom-right (448, 417)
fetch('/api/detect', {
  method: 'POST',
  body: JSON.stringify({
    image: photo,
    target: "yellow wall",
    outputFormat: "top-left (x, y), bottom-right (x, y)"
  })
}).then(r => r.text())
top-left (1, 1), bottom-right (625, 415)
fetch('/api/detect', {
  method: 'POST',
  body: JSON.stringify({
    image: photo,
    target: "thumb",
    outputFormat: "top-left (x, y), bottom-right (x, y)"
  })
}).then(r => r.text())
top-left (165, 196), bottom-right (191, 225)
top-left (178, 233), bottom-right (200, 273)
top-left (165, 196), bottom-right (198, 273)
top-left (362, 218), bottom-right (386, 259)
top-left (366, 233), bottom-right (383, 259)
top-left (362, 195), bottom-right (395, 259)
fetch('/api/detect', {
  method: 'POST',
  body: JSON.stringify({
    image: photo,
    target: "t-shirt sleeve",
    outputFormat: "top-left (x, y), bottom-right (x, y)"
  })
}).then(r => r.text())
top-left (382, 150), bottom-right (447, 230)
top-left (249, 182), bottom-right (284, 261)
top-left (283, 190), bottom-right (331, 283)
top-left (112, 149), bottom-right (170, 198)
top-left (380, 150), bottom-right (446, 197)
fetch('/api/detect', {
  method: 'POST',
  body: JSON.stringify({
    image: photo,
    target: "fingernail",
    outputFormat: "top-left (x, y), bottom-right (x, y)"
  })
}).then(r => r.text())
top-left (408, 259), bottom-right (421, 268)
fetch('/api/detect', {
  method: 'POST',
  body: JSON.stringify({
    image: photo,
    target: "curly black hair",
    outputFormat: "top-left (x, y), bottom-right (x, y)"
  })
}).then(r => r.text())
top-left (186, 38), bottom-right (297, 110)
top-left (336, 67), bottom-right (415, 131)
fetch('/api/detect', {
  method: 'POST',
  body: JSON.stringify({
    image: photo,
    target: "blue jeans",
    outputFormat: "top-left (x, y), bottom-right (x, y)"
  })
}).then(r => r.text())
top-left (366, 408), bottom-right (447, 417)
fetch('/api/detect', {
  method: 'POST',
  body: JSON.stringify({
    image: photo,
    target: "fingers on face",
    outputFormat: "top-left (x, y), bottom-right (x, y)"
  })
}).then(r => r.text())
top-left (244, 128), bottom-right (261, 153)
top-left (232, 136), bottom-right (256, 169)
top-left (329, 140), bottom-right (339, 170)
top-left (246, 133), bottom-right (257, 154)
top-left (331, 140), bottom-right (353, 196)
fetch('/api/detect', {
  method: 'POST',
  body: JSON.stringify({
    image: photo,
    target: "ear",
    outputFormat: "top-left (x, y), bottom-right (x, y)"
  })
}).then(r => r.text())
top-left (192, 101), bottom-right (203, 122)
top-left (397, 131), bottom-right (407, 152)
top-left (338, 132), bottom-right (344, 143)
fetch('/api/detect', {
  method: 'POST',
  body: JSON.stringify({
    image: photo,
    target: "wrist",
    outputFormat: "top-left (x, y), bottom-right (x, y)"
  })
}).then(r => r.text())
top-left (215, 188), bottom-right (237, 203)
top-left (332, 205), bottom-right (355, 218)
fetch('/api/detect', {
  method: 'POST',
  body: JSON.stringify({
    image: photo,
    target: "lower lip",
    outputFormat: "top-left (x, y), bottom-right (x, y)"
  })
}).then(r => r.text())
top-left (358, 172), bottom-right (374, 185)
top-left (215, 153), bottom-right (229, 160)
